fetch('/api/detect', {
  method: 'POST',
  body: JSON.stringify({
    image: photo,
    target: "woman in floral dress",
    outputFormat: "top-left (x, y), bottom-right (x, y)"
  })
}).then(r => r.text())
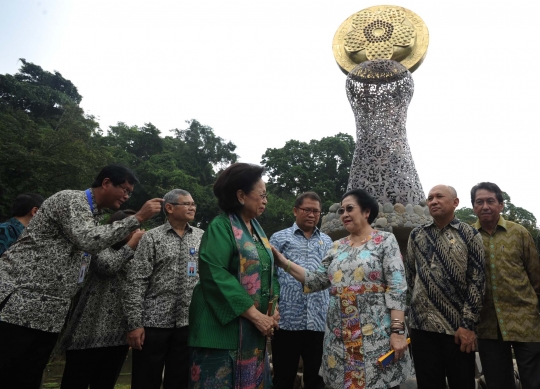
top-left (272, 189), bottom-right (411, 389)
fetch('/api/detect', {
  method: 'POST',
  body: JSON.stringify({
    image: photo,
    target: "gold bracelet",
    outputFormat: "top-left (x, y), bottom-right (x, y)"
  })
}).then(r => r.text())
top-left (285, 260), bottom-right (291, 273)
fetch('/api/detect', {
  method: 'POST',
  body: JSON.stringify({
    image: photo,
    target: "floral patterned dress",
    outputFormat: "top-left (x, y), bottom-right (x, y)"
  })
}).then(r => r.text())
top-left (304, 231), bottom-right (412, 389)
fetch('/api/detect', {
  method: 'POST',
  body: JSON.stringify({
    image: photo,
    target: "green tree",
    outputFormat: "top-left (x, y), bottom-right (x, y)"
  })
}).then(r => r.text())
top-left (0, 61), bottom-right (111, 218)
top-left (454, 207), bottom-right (476, 224)
top-left (262, 133), bottom-right (354, 208)
top-left (257, 194), bottom-right (296, 236)
top-left (173, 119), bottom-right (238, 185)
top-left (100, 120), bottom-right (238, 229)
top-left (0, 58), bottom-right (81, 123)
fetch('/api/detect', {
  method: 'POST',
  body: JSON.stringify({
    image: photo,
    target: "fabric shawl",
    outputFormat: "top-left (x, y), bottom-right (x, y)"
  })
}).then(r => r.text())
top-left (229, 212), bottom-right (274, 389)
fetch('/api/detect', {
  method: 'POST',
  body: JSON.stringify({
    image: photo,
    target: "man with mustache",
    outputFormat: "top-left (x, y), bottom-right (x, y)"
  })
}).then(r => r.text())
top-left (471, 182), bottom-right (540, 389)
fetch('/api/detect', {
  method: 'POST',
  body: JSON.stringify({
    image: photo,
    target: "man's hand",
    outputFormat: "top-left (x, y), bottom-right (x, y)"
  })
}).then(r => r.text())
top-left (135, 199), bottom-right (164, 223)
top-left (127, 327), bottom-right (145, 350)
top-left (454, 327), bottom-right (476, 353)
top-left (126, 229), bottom-right (145, 250)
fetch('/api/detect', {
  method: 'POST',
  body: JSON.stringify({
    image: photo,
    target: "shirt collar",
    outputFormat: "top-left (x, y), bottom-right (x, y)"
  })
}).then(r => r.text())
top-left (292, 222), bottom-right (320, 238)
top-left (8, 217), bottom-right (25, 233)
top-left (473, 215), bottom-right (507, 231)
top-left (423, 217), bottom-right (460, 230)
top-left (164, 219), bottom-right (192, 233)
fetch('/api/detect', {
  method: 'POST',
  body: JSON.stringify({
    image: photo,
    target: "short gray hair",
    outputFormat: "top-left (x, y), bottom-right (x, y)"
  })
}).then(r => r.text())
top-left (163, 189), bottom-right (191, 215)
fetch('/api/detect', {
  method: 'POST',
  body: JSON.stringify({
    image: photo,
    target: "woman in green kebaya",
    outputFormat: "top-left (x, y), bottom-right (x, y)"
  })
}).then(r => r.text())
top-left (188, 163), bottom-right (280, 389)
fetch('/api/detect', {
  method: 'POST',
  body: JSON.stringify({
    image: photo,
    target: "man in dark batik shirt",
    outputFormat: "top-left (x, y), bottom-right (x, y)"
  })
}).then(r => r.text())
top-left (0, 164), bottom-right (163, 389)
top-left (406, 185), bottom-right (485, 389)
top-left (0, 193), bottom-right (44, 256)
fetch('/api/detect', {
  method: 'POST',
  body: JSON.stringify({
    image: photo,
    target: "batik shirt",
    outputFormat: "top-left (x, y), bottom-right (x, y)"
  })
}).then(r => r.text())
top-left (62, 244), bottom-right (134, 350)
top-left (270, 223), bottom-right (332, 332)
top-left (405, 218), bottom-right (485, 334)
top-left (0, 189), bottom-right (140, 332)
top-left (0, 218), bottom-right (25, 256)
top-left (122, 220), bottom-right (204, 330)
top-left (473, 217), bottom-right (540, 342)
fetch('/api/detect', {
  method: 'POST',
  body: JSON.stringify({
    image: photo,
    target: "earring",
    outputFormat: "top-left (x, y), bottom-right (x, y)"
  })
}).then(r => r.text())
top-left (239, 200), bottom-right (244, 205)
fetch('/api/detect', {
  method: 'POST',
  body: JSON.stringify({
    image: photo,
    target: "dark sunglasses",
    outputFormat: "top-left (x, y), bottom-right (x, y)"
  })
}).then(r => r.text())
top-left (337, 204), bottom-right (360, 215)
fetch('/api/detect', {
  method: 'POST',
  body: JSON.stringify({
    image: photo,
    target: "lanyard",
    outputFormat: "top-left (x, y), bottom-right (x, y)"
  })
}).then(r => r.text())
top-left (85, 189), bottom-right (94, 214)
top-left (82, 189), bottom-right (95, 260)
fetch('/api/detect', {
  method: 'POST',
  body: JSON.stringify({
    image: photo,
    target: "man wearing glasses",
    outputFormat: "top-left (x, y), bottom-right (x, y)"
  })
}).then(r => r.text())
top-left (270, 192), bottom-right (333, 389)
top-left (123, 189), bottom-right (204, 389)
top-left (0, 164), bottom-right (163, 389)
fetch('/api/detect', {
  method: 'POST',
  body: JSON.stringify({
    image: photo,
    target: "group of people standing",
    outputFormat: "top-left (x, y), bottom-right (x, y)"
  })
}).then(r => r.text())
top-left (0, 162), bottom-right (538, 389)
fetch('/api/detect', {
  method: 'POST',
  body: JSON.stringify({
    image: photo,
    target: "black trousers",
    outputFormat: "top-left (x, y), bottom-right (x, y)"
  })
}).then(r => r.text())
top-left (131, 326), bottom-right (190, 389)
top-left (410, 328), bottom-right (475, 389)
top-left (478, 327), bottom-right (540, 389)
top-left (60, 345), bottom-right (129, 389)
top-left (0, 320), bottom-right (58, 389)
top-left (271, 329), bottom-right (325, 389)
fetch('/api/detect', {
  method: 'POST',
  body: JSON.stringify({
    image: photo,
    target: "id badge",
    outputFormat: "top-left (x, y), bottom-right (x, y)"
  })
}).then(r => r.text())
top-left (187, 261), bottom-right (197, 276)
top-left (78, 254), bottom-right (89, 283)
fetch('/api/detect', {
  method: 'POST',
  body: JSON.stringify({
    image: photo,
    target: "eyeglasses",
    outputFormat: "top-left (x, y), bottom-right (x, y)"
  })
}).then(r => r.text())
top-left (116, 185), bottom-right (133, 198)
top-left (337, 205), bottom-right (360, 215)
top-left (169, 202), bottom-right (197, 208)
top-left (256, 193), bottom-right (268, 200)
top-left (297, 207), bottom-right (321, 216)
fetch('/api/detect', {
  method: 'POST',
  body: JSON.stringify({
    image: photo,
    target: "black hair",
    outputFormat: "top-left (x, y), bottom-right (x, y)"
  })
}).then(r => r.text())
top-left (294, 192), bottom-right (322, 209)
top-left (213, 163), bottom-right (265, 213)
top-left (470, 182), bottom-right (504, 206)
top-left (11, 193), bottom-right (44, 217)
top-left (91, 164), bottom-right (139, 188)
top-left (341, 188), bottom-right (379, 224)
top-left (108, 209), bottom-right (137, 250)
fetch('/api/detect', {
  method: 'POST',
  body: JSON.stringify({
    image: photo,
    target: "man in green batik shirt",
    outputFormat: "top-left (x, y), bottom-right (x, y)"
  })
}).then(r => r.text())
top-left (471, 182), bottom-right (540, 389)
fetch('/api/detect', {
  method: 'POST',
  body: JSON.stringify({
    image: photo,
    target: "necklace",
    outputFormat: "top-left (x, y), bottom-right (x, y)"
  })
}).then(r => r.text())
top-left (348, 232), bottom-right (372, 247)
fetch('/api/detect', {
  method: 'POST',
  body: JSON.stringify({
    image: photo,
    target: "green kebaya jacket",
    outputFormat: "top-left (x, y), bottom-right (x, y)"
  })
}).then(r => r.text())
top-left (188, 213), bottom-right (280, 349)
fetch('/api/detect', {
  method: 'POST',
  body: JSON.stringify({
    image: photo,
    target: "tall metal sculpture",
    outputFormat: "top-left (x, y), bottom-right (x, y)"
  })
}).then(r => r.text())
top-left (322, 6), bottom-right (431, 242)
top-left (333, 6), bottom-right (429, 205)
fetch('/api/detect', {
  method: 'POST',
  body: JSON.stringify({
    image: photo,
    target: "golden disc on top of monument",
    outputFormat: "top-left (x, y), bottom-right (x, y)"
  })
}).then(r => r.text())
top-left (332, 5), bottom-right (429, 75)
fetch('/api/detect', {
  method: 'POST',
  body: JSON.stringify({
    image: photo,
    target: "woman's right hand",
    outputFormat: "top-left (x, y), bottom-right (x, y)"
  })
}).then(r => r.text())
top-left (242, 306), bottom-right (277, 336)
top-left (271, 246), bottom-right (288, 269)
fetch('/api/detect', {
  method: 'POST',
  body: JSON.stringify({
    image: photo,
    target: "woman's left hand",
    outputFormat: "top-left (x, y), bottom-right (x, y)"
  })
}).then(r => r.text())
top-left (390, 333), bottom-right (408, 361)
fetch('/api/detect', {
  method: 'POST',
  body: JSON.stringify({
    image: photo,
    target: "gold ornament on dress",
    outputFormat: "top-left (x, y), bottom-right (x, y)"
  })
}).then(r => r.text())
top-left (333, 5), bottom-right (429, 75)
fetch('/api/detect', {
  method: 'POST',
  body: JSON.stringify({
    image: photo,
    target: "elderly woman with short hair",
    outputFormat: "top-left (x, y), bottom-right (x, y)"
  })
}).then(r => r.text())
top-left (188, 163), bottom-right (280, 389)
top-left (273, 188), bottom-right (411, 389)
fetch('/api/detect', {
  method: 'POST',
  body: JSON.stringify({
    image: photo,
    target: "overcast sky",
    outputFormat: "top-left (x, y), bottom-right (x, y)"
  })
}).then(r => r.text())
top-left (1, 0), bottom-right (539, 224)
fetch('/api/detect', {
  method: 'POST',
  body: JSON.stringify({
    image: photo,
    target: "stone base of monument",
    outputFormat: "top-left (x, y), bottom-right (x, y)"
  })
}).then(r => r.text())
top-left (320, 202), bottom-right (432, 254)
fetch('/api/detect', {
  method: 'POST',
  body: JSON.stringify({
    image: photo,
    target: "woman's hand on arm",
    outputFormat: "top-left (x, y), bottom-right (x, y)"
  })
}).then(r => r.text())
top-left (241, 306), bottom-right (277, 336)
top-left (271, 246), bottom-right (306, 284)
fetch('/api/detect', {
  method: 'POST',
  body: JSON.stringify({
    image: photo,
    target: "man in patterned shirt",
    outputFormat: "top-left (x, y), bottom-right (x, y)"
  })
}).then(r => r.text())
top-left (471, 182), bottom-right (540, 389)
top-left (0, 193), bottom-right (44, 256)
top-left (270, 192), bottom-right (333, 389)
top-left (123, 188), bottom-right (204, 389)
top-left (405, 185), bottom-right (485, 389)
top-left (0, 164), bottom-right (163, 389)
